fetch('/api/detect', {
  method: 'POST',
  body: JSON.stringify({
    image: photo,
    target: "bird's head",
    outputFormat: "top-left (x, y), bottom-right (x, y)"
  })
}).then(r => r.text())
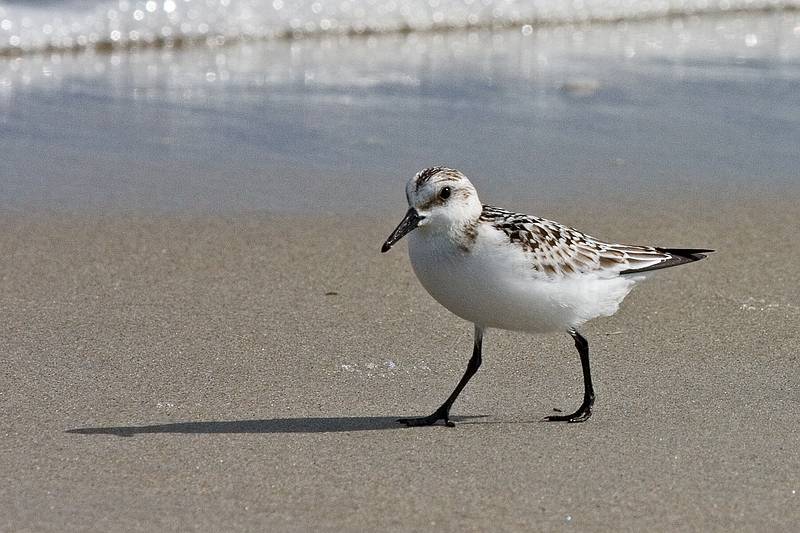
top-left (381, 167), bottom-right (482, 253)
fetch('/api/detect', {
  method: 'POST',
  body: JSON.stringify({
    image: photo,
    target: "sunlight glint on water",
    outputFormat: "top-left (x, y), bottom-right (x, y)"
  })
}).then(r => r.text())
top-left (1, 0), bottom-right (799, 54)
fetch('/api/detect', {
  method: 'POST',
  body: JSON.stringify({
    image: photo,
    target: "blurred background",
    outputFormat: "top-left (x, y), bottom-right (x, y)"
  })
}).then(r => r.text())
top-left (1, 0), bottom-right (798, 213)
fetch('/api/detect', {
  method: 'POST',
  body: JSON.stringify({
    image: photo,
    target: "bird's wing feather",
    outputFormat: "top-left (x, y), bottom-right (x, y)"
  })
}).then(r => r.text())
top-left (479, 205), bottom-right (686, 277)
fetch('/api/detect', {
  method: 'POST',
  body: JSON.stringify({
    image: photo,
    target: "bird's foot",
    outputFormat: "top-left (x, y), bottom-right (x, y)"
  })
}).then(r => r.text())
top-left (398, 407), bottom-right (454, 427)
top-left (542, 402), bottom-right (593, 423)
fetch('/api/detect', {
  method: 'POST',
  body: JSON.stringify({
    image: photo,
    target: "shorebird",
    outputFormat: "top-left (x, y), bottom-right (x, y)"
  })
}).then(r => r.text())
top-left (381, 167), bottom-right (712, 426)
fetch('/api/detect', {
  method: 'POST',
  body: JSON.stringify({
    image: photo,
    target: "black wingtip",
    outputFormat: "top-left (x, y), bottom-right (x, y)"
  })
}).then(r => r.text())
top-left (620, 247), bottom-right (714, 275)
top-left (656, 248), bottom-right (715, 261)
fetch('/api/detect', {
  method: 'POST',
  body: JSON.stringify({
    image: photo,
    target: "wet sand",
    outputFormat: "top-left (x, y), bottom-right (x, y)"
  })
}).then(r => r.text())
top-left (2, 193), bottom-right (799, 531)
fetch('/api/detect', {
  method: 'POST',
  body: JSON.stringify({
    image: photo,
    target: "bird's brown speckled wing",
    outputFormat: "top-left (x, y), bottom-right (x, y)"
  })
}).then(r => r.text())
top-left (478, 205), bottom-right (695, 277)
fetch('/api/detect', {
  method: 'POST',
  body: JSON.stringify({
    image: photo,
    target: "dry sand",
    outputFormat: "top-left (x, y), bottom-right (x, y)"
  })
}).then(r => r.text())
top-left (1, 193), bottom-right (799, 531)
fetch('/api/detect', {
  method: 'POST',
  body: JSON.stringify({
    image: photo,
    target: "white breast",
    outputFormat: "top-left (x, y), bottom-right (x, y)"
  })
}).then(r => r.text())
top-left (407, 224), bottom-right (637, 333)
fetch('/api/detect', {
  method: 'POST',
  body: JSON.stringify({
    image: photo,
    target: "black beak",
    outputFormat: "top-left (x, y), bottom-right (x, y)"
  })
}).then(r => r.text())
top-left (381, 208), bottom-right (425, 253)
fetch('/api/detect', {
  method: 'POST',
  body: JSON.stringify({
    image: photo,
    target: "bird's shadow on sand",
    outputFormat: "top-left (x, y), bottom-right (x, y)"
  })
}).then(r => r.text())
top-left (66, 415), bottom-right (489, 437)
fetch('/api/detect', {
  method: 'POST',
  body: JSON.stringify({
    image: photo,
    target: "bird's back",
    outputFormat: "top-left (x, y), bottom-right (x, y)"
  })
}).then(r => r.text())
top-left (478, 205), bottom-right (711, 278)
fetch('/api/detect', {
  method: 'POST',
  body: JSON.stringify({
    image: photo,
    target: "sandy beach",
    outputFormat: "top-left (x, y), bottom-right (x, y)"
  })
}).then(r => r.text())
top-left (2, 191), bottom-right (798, 531)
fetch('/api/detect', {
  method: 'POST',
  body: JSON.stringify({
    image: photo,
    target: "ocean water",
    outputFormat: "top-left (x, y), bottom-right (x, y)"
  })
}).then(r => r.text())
top-left (0, 1), bottom-right (799, 212)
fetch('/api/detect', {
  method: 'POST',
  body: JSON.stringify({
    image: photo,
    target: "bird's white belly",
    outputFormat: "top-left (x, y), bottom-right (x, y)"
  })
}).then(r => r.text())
top-left (408, 231), bottom-right (636, 333)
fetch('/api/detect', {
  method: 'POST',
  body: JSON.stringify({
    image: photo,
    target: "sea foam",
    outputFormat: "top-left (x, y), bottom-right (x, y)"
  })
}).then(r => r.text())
top-left (1, 0), bottom-right (798, 54)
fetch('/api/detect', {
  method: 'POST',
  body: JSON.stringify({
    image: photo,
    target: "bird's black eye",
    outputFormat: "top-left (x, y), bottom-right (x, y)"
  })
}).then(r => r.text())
top-left (439, 186), bottom-right (451, 200)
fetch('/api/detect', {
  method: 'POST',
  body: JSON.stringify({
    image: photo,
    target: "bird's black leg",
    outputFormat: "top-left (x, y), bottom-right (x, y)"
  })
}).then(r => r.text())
top-left (399, 325), bottom-right (484, 428)
top-left (543, 329), bottom-right (595, 423)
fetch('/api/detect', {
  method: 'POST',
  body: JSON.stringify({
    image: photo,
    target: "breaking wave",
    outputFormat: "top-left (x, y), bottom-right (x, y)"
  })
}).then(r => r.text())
top-left (1, 0), bottom-right (799, 55)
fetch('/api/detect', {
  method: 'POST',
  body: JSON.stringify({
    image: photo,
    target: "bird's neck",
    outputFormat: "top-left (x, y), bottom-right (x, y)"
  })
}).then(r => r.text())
top-left (420, 212), bottom-right (481, 253)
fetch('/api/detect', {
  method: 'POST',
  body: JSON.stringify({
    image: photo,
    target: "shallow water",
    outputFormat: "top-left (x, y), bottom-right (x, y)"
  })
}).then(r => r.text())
top-left (1, 11), bottom-right (799, 213)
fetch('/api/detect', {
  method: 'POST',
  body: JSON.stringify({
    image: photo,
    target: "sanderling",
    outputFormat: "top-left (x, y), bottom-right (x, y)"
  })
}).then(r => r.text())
top-left (381, 167), bottom-right (712, 426)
